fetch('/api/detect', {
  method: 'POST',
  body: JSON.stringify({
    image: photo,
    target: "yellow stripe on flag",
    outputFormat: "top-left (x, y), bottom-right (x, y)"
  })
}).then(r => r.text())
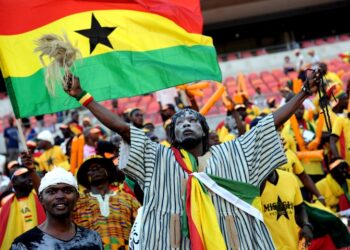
top-left (0, 9), bottom-right (213, 78)
top-left (181, 149), bottom-right (194, 172)
top-left (190, 178), bottom-right (227, 249)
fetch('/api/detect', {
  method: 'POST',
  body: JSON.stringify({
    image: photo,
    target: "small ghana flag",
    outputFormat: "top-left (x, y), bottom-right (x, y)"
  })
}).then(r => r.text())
top-left (0, 0), bottom-right (221, 118)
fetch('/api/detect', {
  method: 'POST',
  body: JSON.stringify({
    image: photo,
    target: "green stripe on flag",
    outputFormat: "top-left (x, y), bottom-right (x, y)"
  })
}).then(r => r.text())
top-left (208, 174), bottom-right (260, 204)
top-left (5, 45), bottom-right (221, 118)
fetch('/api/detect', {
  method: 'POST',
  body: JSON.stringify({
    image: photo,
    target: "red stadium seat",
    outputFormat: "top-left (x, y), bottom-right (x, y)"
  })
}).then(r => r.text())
top-left (250, 78), bottom-right (264, 87)
top-left (315, 38), bottom-right (326, 46)
top-left (248, 73), bottom-right (259, 81)
top-left (147, 101), bottom-right (160, 113)
top-left (223, 76), bottom-right (236, 87)
top-left (326, 36), bottom-right (337, 43)
top-left (339, 34), bottom-right (350, 41)
top-left (271, 69), bottom-right (285, 78)
top-left (288, 71), bottom-right (298, 80)
top-left (241, 51), bottom-right (253, 58)
top-left (227, 53), bottom-right (238, 61)
top-left (256, 49), bottom-right (267, 56)
top-left (301, 40), bottom-right (314, 48)
top-left (138, 95), bottom-right (153, 106)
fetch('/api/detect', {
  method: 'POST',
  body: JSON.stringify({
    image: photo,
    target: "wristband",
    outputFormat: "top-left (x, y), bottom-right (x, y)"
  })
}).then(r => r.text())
top-left (75, 90), bottom-right (87, 101)
top-left (77, 91), bottom-right (94, 106)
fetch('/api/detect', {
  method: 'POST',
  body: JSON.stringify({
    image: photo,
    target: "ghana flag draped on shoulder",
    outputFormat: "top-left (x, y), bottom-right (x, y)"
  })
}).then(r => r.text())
top-left (0, 0), bottom-right (221, 118)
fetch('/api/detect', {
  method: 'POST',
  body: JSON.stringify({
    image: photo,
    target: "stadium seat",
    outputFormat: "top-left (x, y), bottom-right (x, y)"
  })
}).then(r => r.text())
top-left (341, 72), bottom-right (350, 84)
top-left (250, 78), bottom-right (264, 87)
top-left (339, 34), bottom-right (350, 41)
top-left (256, 49), bottom-right (267, 56)
top-left (287, 71), bottom-right (298, 80)
top-left (147, 101), bottom-right (160, 113)
top-left (118, 98), bottom-right (129, 105)
top-left (129, 96), bottom-right (141, 103)
top-left (315, 38), bottom-right (326, 46)
top-left (326, 36), bottom-right (337, 43)
top-left (248, 72), bottom-right (259, 81)
top-left (227, 53), bottom-right (238, 61)
top-left (223, 76), bottom-right (235, 88)
top-left (271, 69), bottom-right (285, 78)
top-left (301, 40), bottom-right (314, 48)
top-left (241, 51), bottom-right (253, 58)
top-left (138, 95), bottom-right (153, 107)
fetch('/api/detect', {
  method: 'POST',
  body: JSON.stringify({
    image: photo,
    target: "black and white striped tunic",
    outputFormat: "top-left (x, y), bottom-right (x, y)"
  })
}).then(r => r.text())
top-left (120, 114), bottom-right (286, 249)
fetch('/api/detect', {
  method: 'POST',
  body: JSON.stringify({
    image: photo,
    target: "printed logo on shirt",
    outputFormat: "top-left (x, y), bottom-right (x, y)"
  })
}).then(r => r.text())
top-left (21, 206), bottom-right (33, 223)
top-left (263, 196), bottom-right (293, 220)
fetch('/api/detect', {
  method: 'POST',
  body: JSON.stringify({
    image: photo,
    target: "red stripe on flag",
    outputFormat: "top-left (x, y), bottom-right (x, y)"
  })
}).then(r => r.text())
top-left (172, 147), bottom-right (192, 174)
top-left (34, 194), bottom-right (46, 224)
top-left (0, 195), bottom-right (15, 245)
top-left (0, 0), bottom-right (202, 35)
top-left (186, 176), bottom-right (205, 250)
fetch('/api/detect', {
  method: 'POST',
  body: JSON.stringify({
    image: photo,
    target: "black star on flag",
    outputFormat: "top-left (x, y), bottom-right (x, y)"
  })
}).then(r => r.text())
top-left (46, 157), bottom-right (54, 166)
top-left (276, 196), bottom-right (289, 220)
top-left (76, 13), bottom-right (117, 54)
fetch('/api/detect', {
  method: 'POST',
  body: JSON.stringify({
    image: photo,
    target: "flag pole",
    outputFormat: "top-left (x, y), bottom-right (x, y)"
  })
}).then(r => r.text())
top-left (15, 118), bottom-right (28, 152)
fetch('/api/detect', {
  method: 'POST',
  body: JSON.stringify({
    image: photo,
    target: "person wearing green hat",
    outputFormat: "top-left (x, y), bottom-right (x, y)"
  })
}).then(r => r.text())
top-left (73, 155), bottom-right (140, 250)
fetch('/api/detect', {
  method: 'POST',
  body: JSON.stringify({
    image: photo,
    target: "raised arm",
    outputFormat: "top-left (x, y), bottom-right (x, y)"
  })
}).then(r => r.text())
top-left (64, 75), bottom-right (130, 143)
top-left (273, 69), bottom-right (320, 128)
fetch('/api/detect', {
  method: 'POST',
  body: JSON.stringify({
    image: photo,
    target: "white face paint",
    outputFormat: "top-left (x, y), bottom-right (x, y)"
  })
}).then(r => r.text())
top-left (174, 111), bottom-right (204, 145)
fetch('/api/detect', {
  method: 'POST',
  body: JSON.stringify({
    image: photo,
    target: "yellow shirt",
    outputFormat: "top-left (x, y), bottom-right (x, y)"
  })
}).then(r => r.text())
top-left (326, 72), bottom-right (343, 86)
top-left (316, 174), bottom-right (350, 212)
top-left (38, 145), bottom-right (70, 172)
top-left (160, 140), bottom-right (171, 147)
top-left (217, 126), bottom-right (236, 143)
top-left (278, 149), bottom-right (304, 187)
top-left (281, 123), bottom-right (324, 175)
top-left (261, 170), bottom-right (303, 250)
top-left (332, 116), bottom-right (350, 166)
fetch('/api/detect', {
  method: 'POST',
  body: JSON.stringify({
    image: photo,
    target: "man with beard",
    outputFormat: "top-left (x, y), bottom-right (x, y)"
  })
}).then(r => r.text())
top-left (63, 70), bottom-right (320, 249)
top-left (0, 163), bottom-right (45, 250)
top-left (73, 156), bottom-right (139, 249)
top-left (11, 167), bottom-right (103, 250)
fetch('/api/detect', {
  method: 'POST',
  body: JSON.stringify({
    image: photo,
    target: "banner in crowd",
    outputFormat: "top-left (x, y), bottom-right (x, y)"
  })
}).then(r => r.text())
top-left (0, 0), bottom-right (221, 118)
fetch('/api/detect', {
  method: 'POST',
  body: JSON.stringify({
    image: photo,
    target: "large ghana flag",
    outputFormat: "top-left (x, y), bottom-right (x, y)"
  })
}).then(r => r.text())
top-left (0, 0), bottom-right (221, 118)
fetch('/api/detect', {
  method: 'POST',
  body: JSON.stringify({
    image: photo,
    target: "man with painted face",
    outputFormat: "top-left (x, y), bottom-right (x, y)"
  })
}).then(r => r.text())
top-left (11, 167), bottom-right (103, 250)
top-left (63, 70), bottom-right (320, 249)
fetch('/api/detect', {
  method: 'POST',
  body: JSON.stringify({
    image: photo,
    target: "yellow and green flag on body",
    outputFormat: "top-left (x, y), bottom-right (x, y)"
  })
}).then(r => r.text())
top-left (0, 0), bottom-right (221, 118)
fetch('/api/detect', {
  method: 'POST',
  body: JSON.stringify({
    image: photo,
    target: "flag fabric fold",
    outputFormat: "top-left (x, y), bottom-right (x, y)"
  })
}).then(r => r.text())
top-left (0, 0), bottom-right (221, 118)
top-left (172, 147), bottom-right (261, 250)
top-left (0, 192), bottom-right (46, 250)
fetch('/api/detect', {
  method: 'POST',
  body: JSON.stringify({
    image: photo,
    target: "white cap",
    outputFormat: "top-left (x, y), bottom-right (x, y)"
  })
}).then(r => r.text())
top-left (37, 130), bottom-right (54, 145)
top-left (39, 167), bottom-right (78, 194)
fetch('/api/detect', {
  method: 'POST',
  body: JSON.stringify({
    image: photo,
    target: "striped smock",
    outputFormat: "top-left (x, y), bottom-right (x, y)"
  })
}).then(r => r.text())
top-left (120, 114), bottom-right (286, 249)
